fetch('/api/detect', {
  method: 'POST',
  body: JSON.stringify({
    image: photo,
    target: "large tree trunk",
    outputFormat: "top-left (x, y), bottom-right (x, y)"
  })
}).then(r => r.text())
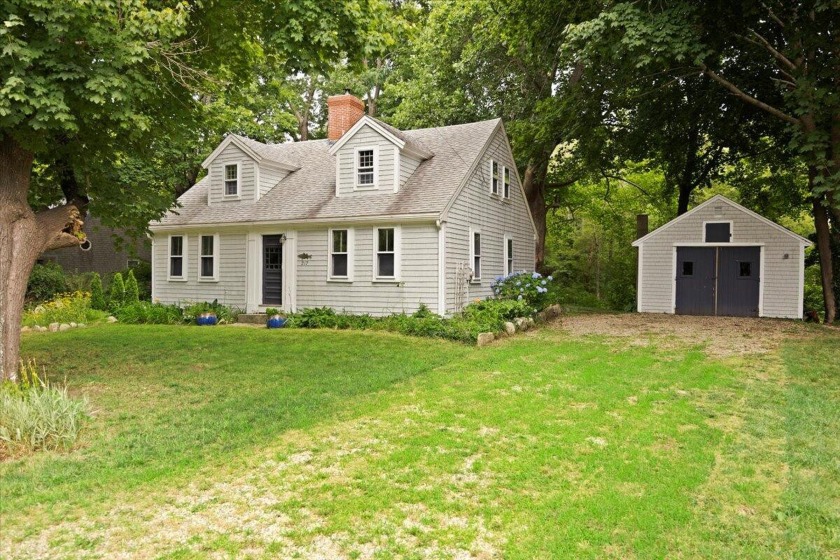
top-left (522, 155), bottom-right (550, 271)
top-left (812, 194), bottom-right (836, 324)
top-left (0, 135), bottom-right (85, 381)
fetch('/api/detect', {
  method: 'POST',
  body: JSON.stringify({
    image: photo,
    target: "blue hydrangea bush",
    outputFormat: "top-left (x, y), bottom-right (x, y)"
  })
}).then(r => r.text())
top-left (491, 271), bottom-right (554, 310)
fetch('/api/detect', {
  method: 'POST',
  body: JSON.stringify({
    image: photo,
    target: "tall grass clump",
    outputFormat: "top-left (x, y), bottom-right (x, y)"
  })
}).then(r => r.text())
top-left (0, 361), bottom-right (91, 458)
top-left (22, 291), bottom-right (108, 327)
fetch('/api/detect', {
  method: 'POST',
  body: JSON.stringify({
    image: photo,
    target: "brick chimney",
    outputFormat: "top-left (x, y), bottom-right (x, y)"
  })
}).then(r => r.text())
top-left (327, 91), bottom-right (365, 141)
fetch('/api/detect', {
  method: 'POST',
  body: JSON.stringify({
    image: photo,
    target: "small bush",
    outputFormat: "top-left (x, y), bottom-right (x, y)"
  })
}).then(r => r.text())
top-left (109, 272), bottom-right (125, 309)
top-left (89, 273), bottom-right (107, 311)
top-left (64, 271), bottom-right (98, 293)
top-left (491, 271), bottom-right (554, 310)
top-left (114, 302), bottom-right (183, 325)
top-left (124, 270), bottom-right (140, 304)
top-left (182, 300), bottom-right (240, 324)
top-left (26, 262), bottom-right (67, 302)
top-left (22, 291), bottom-right (108, 327)
top-left (0, 361), bottom-right (91, 457)
top-left (265, 307), bottom-right (280, 315)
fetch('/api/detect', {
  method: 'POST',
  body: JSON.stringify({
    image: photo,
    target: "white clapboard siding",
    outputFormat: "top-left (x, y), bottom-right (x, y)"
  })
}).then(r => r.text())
top-left (151, 232), bottom-right (248, 308)
top-left (295, 224), bottom-right (439, 315)
top-left (208, 143), bottom-right (256, 204)
top-left (400, 153), bottom-right (421, 189)
top-left (259, 165), bottom-right (289, 198)
top-left (638, 198), bottom-right (803, 318)
top-left (335, 124), bottom-right (397, 194)
top-left (444, 128), bottom-right (536, 313)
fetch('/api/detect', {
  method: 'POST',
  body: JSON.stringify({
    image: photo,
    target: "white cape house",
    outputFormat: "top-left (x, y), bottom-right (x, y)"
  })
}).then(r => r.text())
top-left (149, 93), bottom-right (537, 316)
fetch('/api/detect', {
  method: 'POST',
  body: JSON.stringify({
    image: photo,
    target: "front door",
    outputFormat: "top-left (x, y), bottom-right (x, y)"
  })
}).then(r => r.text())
top-left (717, 246), bottom-right (760, 317)
top-left (262, 235), bottom-right (283, 306)
top-left (675, 247), bottom-right (716, 315)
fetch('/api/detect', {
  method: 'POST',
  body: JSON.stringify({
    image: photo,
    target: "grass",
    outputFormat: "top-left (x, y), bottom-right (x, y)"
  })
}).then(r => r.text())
top-left (1, 321), bottom-right (837, 559)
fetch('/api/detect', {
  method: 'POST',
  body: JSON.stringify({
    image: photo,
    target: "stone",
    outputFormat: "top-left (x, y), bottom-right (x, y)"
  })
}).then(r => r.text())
top-left (514, 317), bottom-right (530, 331)
top-left (35, 325), bottom-right (47, 332)
top-left (21, 326), bottom-right (31, 333)
top-left (59, 323), bottom-right (71, 331)
top-left (77, 323), bottom-right (86, 328)
top-left (48, 323), bottom-right (60, 332)
top-left (537, 304), bottom-right (562, 323)
top-left (503, 321), bottom-right (516, 335)
top-left (476, 332), bottom-right (495, 347)
top-left (106, 316), bottom-right (118, 323)
top-left (70, 322), bottom-right (77, 328)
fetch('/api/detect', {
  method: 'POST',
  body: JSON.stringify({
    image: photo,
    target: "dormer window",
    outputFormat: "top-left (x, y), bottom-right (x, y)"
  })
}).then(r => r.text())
top-left (224, 164), bottom-right (239, 196)
top-left (355, 147), bottom-right (377, 188)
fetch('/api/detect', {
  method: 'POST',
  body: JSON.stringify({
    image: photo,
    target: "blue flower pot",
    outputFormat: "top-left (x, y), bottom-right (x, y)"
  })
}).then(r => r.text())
top-left (196, 312), bottom-right (218, 326)
top-left (267, 315), bottom-right (287, 329)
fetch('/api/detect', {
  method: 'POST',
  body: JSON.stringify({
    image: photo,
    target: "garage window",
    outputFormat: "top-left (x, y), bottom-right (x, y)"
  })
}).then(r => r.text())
top-left (705, 222), bottom-right (731, 242)
top-left (739, 262), bottom-right (752, 277)
top-left (681, 261), bottom-right (694, 276)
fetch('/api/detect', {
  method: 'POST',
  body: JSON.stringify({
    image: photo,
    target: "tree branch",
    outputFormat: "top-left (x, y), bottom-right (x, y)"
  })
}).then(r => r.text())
top-left (701, 64), bottom-right (801, 125)
top-left (746, 28), bottom-right (797, 72)
top-left (36, 205), bottom-right (85, 251)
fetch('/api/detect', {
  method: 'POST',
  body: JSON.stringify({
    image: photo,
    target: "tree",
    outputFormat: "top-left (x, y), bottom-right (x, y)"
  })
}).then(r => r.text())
top-left (90, 274), bottom-right (107, 312)
top-left (109, 273), bottom-right (125, 311)
top-left (0, 0), bottom-right (387, 380)
top-left (567, 0), bottom-right (840, 321)
top-left (124, 271), bottom-right (140, 305)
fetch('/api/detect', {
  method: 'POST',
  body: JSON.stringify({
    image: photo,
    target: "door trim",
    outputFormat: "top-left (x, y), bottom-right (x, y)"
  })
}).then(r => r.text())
top-left (672, 243), bottom-right (764, 316)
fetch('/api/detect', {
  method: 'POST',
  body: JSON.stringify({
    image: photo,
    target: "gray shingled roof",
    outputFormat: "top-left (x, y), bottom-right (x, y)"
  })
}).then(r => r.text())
top-left (153, 118), bottom-right (501, 227)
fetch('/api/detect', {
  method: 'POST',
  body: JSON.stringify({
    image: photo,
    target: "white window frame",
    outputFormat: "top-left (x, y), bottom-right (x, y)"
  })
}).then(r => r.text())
top-left (489, 160), bottom-right (499, 196)
top-left (702, 220), bottom-right (733, 242)
top-left (198, 234), bottom-right (219, 282)
top-left (223, 163), bottom-right (240, 198)
top-left (328, 228), bottom-right (354, 282)
top-left (167, 234), bottom-right (187, 281)
top-left (372, 226), bottom-right (401, 281)
top-left (503, 166), bottom-right (511, 199)
top-left (504, 235), bottom-right (514, 275)
top-left (469, 227), bottom-right (482, 282)
top-left (354, 146), bottom-right (379, 190)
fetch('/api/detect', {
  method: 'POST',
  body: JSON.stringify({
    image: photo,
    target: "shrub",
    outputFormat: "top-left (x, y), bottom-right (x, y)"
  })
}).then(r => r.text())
top-left (89, 273), bottom-right (107, 311)
top-left (491, 271), bottom-right (554, 310)
top-left (265, 307), bottom-right (280, 316)
top-left (114, 301), bottom-right (183, 324)
top-left (26, 262), bottom-right (67, 302)
top-left (109, 272), bottom-right (125, 309)
top-left (22, 291), bottom-right (108, 327)
top-left (64, 271), bottom-right (97, 293)
top-left (0, 361), bottom-right (91, 457)
top-left (124, 270), bottom-right (140, 304)
top-left (182, 300), bottom-right (240, 324)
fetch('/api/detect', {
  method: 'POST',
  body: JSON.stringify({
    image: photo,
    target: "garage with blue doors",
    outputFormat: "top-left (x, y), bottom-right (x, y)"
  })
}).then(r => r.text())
top-left (632, 195), bottom-right (811, 320)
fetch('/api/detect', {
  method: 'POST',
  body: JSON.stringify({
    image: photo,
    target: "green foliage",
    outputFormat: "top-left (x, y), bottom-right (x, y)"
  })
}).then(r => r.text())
top-left (803, 264), bottom-right (824, 317)
top-left (264, 308), bottom-right (280, 316)
top-left (114, 302), bottom-right (183, 325)
top-left (181, 300), bottom-right (240, 324)
top-left (26, 263), bottom-right (67, 302)
top-left (491, 272), bottom-right (553, 310)
top-left (22, 292), bottom-right (108, 327)
top-left (89, 274), bottom-right (107, 312)
top-left (0, 361), bottom-right (91, 457)
top-left (108, 273), bottom-right (125, 309)
top-left (124, 270), bottom-right (140, 304)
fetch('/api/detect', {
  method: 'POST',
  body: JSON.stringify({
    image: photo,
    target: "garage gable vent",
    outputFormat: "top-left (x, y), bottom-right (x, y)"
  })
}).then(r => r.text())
top-left (705, 222), bottom-right (731, 242)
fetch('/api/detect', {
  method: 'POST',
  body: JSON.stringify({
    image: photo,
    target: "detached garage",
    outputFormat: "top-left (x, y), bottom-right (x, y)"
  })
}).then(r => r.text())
top-left (632, 195), bottom-right (811, 319)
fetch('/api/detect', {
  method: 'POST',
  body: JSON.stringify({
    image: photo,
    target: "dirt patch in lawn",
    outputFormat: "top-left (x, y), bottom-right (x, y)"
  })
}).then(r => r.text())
top-left (553, 313), bottom-right (819, 358)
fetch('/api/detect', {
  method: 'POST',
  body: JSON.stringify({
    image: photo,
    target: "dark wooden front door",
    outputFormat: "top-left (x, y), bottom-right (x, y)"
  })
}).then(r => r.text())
top-left (675, 246), bottom-right (760, 317)
top-left (717, 247), bottom-right (760, 317)
top-left (262, 235), bottom-right (283, 305)
top-left (675, 247), bottom-right (716, 315)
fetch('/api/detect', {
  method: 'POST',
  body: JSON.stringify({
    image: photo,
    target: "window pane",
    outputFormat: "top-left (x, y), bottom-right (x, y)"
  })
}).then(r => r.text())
top-left (358, 171), bottom-right (374, 185)
top-left (705, 222), bottom-right (730, 242)
top-left (332, 230), bottom-right (347, 253)
top-left (378, 253), bottom-right (395, 277)
top-left (170, 236), bottom-right (182, 256)
top-left (358, 150), bottom-right (374, 169)
top-left (739, 262), bottom-right (752, 277)
top-left (682, 261), bottom-right (694, 276)
top-left (491, 161), bottom-right (499, 193)
top-left (473, 232), bottom-right (481, 255)
top-left (378, 228), bottom-right (394, 252)
top-left (332, 254), bottom-right (348, 277)
top-left (201, 256), bottom-right (214, 277)
top-left (225, 165), bottom-right (237, 180)
top-left (201, 235), bottom-right (213, 256)
top-left (503, 168), bottom-right (510, 197)
top-left (474, 256), bottom-right (481, 278)
top-left (225, 180), bottom-right (238, 195)
top-left (170, 256), bottom-right (183, 277)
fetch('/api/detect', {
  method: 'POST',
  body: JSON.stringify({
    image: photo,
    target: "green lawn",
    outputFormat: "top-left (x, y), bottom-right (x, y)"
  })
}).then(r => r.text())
top-left (1, 321), bottom-right (838, 559)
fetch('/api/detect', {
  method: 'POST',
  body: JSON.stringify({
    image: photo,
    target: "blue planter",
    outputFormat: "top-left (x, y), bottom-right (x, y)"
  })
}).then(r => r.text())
top-left (196, 312), bottom-right (218, 326)
top-left (267, 315), bottom-right (287, 329)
